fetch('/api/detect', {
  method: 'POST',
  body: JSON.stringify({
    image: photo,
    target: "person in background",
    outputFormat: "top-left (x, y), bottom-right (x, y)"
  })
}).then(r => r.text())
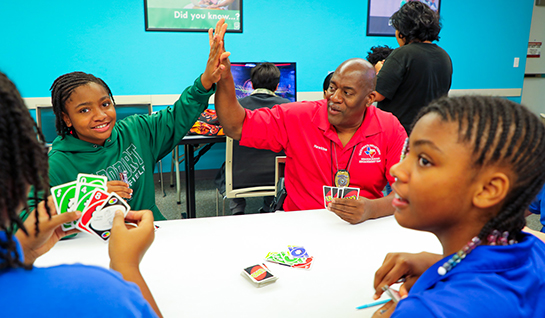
top-left (323, 72), bottom-right (334, 98)
top-left (375, 1), bottom-right (452, 134)
top-left (366, 45), bottom-right (394, 75)
top-left (215, 62), bottom-right (290, 215)
top-left (210, 20), bottom-right (407, 224)
top-left (372, 96), bottom-right (545, 317)
top-left (0, 71), bottom-right (161, 317)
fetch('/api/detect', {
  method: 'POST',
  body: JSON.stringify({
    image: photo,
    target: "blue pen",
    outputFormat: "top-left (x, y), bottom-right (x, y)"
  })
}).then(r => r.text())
top-left (356, 298), bottom-right (391, 310)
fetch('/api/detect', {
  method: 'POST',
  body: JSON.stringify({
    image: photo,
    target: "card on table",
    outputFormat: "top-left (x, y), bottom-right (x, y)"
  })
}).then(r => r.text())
top-left (241, 263), bottom-right (278, 287)
top-left (288, 245), bottom-right (309, 258)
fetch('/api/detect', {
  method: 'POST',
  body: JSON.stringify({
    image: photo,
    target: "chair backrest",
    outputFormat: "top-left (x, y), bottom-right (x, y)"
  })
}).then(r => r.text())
top-left (36, 105), bottom-right (57, 145)
top-left (116, 103), bottom-right (153, 119)
top-left (224, 137), bottom-right (277, 198)
top-left (275, 156), bottom-right (286, 189)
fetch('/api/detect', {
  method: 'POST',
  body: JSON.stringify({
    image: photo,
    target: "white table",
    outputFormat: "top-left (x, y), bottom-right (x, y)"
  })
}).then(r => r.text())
top-left (35, 210), bottom-right (442, 317)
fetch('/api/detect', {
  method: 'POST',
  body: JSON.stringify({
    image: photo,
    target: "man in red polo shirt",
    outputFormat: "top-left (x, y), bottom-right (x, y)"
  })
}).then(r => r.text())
top-left (215, 55), bottom-right (407, 224)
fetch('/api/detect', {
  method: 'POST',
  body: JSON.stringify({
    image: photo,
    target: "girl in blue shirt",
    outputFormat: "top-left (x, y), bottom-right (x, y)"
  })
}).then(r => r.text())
top-left (372, 96), bottom-right (545, 317)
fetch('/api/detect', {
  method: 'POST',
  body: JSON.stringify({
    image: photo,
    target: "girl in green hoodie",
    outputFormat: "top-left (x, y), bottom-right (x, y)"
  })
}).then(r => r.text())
top-left (37, 22), bottom-right (230, 221)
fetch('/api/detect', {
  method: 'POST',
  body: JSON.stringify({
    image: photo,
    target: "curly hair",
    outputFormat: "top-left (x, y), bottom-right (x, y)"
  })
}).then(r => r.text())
top-left (414, 96), bottom-right (545, 243)
top-left (50, 72), bottom-right (114, 139)
top-left (366, 45), bottom-right (394, 66)
top-left (390, 1), bottom-right (441, 44)
top-left (0, 72), bottom-right (50, 270)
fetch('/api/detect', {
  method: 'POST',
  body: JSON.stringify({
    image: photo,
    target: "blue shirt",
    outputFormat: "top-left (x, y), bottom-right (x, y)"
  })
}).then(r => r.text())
top-left (0, 232), bottom-right (158, 317)
top-left (529, 185), bottom-right (545, 232)
top-left (392, 233), bottom-right (545, 318)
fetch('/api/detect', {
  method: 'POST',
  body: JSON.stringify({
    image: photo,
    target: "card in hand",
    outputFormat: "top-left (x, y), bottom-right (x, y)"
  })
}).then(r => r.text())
top-left (341, 187), bottom-right (360, 200)
top-left (323, 186), bottom-right (339, 207)
top-left (77, 189), bottom-right (110, 234)
top-left (74, 182), bottom-right (107, 215)
top-left (86, 192), bottom-right (130, 242)
top-left (76, 173), bottom-right (107, 188)
top-left (50, 181), bottom-right (78, 231)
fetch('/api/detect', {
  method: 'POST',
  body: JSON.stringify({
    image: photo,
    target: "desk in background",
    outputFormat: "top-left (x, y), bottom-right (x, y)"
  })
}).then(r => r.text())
top-left (173, 135), bottom-right (226, 219)
top-left (35, 211), bottom-right (442, 317)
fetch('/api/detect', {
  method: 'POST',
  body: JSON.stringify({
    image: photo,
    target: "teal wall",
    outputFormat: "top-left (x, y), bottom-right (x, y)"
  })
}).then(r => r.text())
top-left (2, 0), bottom-right (535, 171)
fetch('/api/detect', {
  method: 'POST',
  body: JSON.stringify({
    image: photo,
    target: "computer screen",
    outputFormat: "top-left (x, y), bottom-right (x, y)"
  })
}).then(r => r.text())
top-left (231, 62), bottom-right (296, 102)
top-left (36, 106), bottom-right (57, 144)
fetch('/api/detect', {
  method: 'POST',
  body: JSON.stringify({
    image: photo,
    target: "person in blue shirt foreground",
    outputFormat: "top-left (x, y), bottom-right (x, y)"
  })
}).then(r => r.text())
top-left (0, 29), bottom-right (229, 315)
top-left (372, 96), bottom-right (545, 317)
top-left (0, 71), bottom-right (162, 316)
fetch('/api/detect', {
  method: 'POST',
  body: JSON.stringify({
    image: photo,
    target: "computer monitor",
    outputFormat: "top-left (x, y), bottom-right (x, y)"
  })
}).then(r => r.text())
top-left (36, 105), bottom-right (58, 145)
top-left (230, 62), bottom-right (296, 102)
top-left (35, 103), bottom-right (152, 145)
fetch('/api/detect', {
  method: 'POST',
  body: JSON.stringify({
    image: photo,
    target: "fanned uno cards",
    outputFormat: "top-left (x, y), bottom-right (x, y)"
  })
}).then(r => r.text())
top-left (51, 174), bottom-right (107, 231)
top-left (241, 263), bottom-right (278, 287)
top-left (265, 246), bottom-right (314, 270)
top-left (50, 173), bottom-right (131, 242)
top-left (323, 185), bottom-right (360, 208)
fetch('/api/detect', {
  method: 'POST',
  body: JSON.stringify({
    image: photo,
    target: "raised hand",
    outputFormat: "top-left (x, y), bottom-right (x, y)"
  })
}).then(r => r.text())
top-left (202, 18), bottom-right (231, 90)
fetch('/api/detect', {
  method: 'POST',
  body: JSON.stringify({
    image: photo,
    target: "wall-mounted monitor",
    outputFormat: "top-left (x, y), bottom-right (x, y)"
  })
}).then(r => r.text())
top-left (231, 62), bottom-right (296, 102)
top-left (367, 0), bottom-right (441, 36)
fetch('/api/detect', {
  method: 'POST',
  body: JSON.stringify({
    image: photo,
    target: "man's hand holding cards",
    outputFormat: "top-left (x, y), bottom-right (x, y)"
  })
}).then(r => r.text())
top-left (51, 173), bottom-right (130, 242)
top-left (323, 185), bottom-right (360, 208)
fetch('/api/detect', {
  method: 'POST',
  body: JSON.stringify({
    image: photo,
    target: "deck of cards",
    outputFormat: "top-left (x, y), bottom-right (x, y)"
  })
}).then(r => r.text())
top-left (241, 263), bottom-right (278, 287)
top-left (323, 186), bottom-right (360, 208)
top-left (50, 173), bottom-right (130, 242)
top-left (265, 245), bottom-right (314, 270)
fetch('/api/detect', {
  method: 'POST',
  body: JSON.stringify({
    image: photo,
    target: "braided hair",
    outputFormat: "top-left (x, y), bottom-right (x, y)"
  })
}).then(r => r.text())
top-left (50, 72), bottom-right (114, 139)
top-left (0, 72), bottom-right (50, 270)
top-left (414, 95), bottom-right (545, 243)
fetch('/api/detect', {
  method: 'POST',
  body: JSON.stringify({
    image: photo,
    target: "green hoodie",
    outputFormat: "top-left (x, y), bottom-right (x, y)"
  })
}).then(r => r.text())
top-left (41, 75), bottom-right (214, 221)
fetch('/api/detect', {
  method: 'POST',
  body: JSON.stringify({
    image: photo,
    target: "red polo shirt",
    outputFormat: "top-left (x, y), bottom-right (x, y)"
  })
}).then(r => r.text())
top-left (240, 100), bottom-right (407, 211)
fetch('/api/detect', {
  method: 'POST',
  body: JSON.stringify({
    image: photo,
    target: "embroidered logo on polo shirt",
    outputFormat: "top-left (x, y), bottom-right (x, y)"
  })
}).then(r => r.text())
top-left (358, 144), bottom-right (381, 163)
top-left (314, 145), bottom-right (328, 152)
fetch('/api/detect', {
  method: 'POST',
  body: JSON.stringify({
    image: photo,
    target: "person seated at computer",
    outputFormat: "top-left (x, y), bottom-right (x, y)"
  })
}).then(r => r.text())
top-left (215, 62), bottom-right (291, 215)
top-left (209, 20), bottom-right (407, 224)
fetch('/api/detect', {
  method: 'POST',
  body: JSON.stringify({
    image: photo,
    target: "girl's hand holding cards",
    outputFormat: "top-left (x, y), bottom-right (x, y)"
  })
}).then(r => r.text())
top-left (109, 210), bottom-right (155, 269)
top-left (15, 196), bottom-right (81, 265)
